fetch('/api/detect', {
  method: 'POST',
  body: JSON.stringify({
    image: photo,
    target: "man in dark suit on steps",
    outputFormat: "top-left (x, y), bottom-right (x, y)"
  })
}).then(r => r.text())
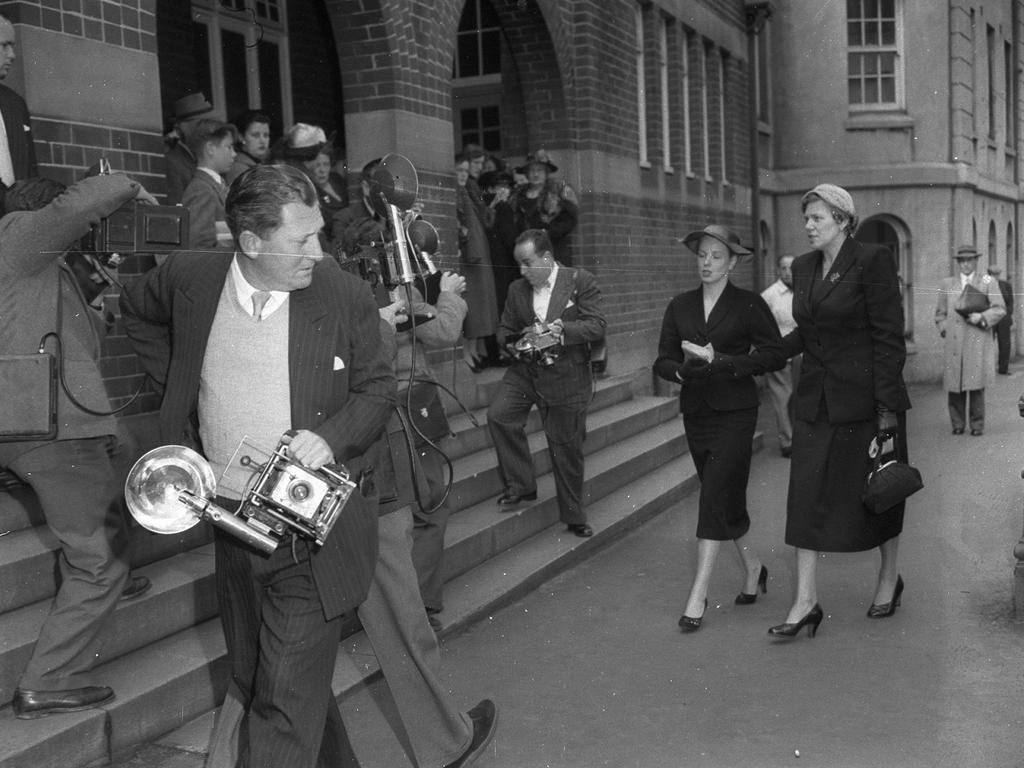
top-left (487, 229), bottom-right (606, 538)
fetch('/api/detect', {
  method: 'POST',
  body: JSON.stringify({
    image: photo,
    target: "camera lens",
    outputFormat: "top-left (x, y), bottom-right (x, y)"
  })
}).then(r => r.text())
top-left (289, 481), bottom-right (312, 502)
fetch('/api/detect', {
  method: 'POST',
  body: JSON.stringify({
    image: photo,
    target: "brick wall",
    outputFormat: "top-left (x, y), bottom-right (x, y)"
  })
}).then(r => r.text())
top-left (0, 0), bottom-right (156, 52)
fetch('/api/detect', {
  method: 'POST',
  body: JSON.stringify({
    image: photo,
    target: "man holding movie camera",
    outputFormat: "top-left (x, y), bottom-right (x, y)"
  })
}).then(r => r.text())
top-left (487, 228), bottom-right (606, 538)
top-left (0, 174), bottom-right (154, 719)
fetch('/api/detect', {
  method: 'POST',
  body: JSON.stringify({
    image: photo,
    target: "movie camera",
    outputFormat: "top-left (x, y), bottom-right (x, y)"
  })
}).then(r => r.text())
top-left (511, 321), bottom-right (562, 367)
top-left (340, 154), bottom-right (441, 297)
top-left (124, 436), bottom-right (356, 555)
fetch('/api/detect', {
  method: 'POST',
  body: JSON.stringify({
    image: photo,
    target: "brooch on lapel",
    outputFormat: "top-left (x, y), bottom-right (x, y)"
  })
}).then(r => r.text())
top-left (829, 273), bottom-right (840, 284)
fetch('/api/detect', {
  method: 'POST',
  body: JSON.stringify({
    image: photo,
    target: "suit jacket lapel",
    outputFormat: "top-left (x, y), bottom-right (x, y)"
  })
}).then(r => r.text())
top-left (545, 265), bottom-right (574, 323)
top-left (705, 281), bottom-right (736, 334)
top-left (813, 237), bottom-right (858, 305)
top-left (288, 271), bottom-right (332, 426)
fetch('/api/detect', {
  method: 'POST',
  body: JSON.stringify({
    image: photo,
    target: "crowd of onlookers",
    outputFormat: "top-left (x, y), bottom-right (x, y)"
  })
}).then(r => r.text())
top-left (162, 92), bottom-right (581, 373)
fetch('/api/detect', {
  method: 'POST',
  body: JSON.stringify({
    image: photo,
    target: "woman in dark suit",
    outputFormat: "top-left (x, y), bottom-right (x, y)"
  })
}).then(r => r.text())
top-left (654, 225), bottom-right (783, 632)
top-left (768, 184), bottom-right (911, 640)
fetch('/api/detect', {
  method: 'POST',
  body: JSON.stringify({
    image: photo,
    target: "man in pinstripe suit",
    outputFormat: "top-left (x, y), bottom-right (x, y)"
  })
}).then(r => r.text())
top-left (121, 165), bottom-right (394, 767)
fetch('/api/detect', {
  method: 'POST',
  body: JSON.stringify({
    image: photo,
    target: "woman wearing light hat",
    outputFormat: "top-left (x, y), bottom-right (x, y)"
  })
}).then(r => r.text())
top-left (768, 183), bottom-right (912, 639)
top-left (654, 224), bottom-right (783, 632)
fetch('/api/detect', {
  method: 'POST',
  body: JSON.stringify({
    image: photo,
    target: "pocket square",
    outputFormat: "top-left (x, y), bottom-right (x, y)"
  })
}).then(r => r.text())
top-left (566, 299), bottom-right (575, 309)
top-left (333, 356), bottom-right (345, 371)
top-left (22, 124), bottom-right (30, 132)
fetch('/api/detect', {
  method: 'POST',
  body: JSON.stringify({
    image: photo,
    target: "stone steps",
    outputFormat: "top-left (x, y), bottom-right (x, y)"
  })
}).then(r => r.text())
top-left (0, 372), bottom-right (699, 768)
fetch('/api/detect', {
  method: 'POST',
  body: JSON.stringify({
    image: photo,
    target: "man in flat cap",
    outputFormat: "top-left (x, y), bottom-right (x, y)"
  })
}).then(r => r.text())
top-left (935, 245), bottom-right (1006, 435)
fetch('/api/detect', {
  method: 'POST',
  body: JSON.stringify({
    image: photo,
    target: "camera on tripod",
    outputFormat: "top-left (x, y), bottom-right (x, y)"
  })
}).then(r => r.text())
top-left (512, 321), bottom-right (562, 367)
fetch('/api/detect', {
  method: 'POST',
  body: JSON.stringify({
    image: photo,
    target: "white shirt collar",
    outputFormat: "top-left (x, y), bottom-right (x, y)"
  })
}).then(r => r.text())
top-left (231, 256), bottom-right (288, 320)
top-left (198, 166), bottom-right (225, 185)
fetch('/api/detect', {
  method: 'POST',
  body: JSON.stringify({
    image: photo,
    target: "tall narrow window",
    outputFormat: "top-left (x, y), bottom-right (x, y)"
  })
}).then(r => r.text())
top-left (452, 0), bottom-right (504, 153)
top-left (1005, 40), bottom-right (1014, 147)
top-left (659, 18), bottom-right (672, 172)
top-left (636, 4), bottom-right (649, 166)
top-left (755, 20), bottom-right (771, 124)
top-left (718, 52), bottom-right (728, 184)
top-left (681, 30), bottom-right (692, 176)
top-left (987, 25), bottom-right (996, 140)
top-left (847, 0), bottom-right (904, 110)
top-left (191, 1), bottom-right (291, 131)
top-left (700, 41), bottom-right (710, 180)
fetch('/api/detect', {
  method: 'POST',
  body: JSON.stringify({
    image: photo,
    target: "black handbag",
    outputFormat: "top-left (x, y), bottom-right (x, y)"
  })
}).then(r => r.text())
top-left (397, 382), bottom-right (451, 446)
top-left (954, 283), bottom-right (990, 318)
top-left (862, 431), bottom-right (923, 514)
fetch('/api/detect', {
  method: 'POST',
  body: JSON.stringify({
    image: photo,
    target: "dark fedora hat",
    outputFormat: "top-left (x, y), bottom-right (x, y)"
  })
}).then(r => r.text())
top-left (173, 92), bottom-right (214, 120)
top-left (678, 224), bottom-right (751, 257)
top-left (954, 244), bottom-right (980, 260)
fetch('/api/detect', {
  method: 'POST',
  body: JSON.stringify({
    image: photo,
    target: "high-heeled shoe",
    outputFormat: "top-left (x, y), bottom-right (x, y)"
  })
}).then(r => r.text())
top-left (866, 575), bottom-right (904, 619)
top-left (767, 603), bottom-right (823, 639)
top-left (678, 599), bottom-right (707, 633)
top-left (735, 564), bottom-right (768, 605)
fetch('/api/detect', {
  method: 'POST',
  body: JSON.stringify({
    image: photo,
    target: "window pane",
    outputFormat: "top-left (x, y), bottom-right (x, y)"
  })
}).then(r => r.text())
top-left (481, 30), bottom-right (501, 74)
top-left (849, 79), bottom-right (863, 103)
top-left (864, 21), bottom-right (878, 45)
top-left (458, 33), bottom-right (480, 77)
top-left (192, 21), bottom-right (213, 102)
top-left (482, 129), bottom-right (501, 153)
top-left (459, 0), bottom-right (478, 32)
top-left (461, 108), bottom-right (479, 130)
top-left (865, 0), bottom-right (878, 18)
top-left (881, 77), bottom-right (895, 102)
top-left (848, 21), bottom-right (862, 46)
top-left (848, 53), bottom-right (862, 76)
top-left (865, 79), bottom-right (878, 102)
top-left (881, 21), bottom-right (895, 45)
top-left (258, 39), bottom-right (283, 137)
top-left (864, 54), bottom-right (878, 75)
top-left (880, 0), bottom-right (894, 17)
top-left (221, 28), bottom-right (248, 122)
top-left (847, 0), bottom-right (861, 17)
top-left (880, 51), bottom-right (895, 74)
top-left (481, 105), bottom-right (500, 126)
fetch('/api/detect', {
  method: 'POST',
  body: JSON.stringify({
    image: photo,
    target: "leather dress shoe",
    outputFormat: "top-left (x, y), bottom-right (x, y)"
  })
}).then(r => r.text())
top-left (970, 429), bottom-right (983, 436)
top-left (12, 685), bottom-right (115, 719)
top-left (496, 491), bottom-right (537, 508)
top-left (444, 698), bottom-right (498, 768)
top-left (567, 523), bottom-right (593, 538)
top-left (120, 575), bottom-right (152, 601)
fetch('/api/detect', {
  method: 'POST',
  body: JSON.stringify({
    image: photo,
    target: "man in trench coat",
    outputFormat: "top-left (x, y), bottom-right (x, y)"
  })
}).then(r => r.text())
top-left (935, 244), bottom-right (1007, 435)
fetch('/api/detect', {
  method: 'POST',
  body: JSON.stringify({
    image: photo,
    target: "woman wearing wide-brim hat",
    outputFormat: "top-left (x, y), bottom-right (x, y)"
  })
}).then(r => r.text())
top-left (510, 149), bottom-right (578, 266)
top-left (653, 224), bottom-right (784, 632)
top-left (768, 183), bottom-right (913, 640)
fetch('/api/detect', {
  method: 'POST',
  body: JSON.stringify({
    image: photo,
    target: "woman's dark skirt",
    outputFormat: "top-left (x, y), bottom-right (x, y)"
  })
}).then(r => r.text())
top-left (785, 409), bottom-right (907, 552)
top-left (683, 404), bottom-right (758, 541)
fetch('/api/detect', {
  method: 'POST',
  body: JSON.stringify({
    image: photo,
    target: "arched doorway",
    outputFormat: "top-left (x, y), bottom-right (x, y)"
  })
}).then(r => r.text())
top-left (857, 215), bottom-right (914, 340)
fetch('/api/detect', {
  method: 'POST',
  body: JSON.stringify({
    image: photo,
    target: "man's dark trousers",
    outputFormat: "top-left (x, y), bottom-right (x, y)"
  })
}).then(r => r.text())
top-left (487, 362), bottom-right (589, 526)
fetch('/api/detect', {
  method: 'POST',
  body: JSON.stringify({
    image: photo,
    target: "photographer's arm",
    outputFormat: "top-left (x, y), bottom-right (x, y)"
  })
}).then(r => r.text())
top-left (410, 273), bottom-right (467, 348)
top-left (2, 175), bottom-right (141, 277)
top-left (119, 261), bottom-right (176, 395)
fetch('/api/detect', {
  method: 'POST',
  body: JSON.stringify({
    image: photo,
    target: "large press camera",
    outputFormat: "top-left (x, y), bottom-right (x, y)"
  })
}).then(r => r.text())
top-left (511, 321), bottom-right (562, 367)
top-left (125, 437), bottom-right (355, 555)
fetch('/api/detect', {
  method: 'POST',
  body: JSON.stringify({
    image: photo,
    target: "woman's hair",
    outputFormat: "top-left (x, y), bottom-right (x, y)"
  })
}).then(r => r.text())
top-left (233, 109), bottom-right (272, 137)
top-left (800, 193), bottom-right (858, 235)
top-left (226, 163), bottom-right (318, 240)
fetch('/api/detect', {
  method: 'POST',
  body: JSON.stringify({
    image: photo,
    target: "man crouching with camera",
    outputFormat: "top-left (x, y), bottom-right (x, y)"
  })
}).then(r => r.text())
top-left (487, 229), bottom-right (606, 538)
top-left (120, 164), bottom-right (396, 767)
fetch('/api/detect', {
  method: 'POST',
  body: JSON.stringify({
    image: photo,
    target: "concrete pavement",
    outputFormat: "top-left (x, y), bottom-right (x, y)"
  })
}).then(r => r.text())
top-left (113, 369), bottom-right (1024, 768)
